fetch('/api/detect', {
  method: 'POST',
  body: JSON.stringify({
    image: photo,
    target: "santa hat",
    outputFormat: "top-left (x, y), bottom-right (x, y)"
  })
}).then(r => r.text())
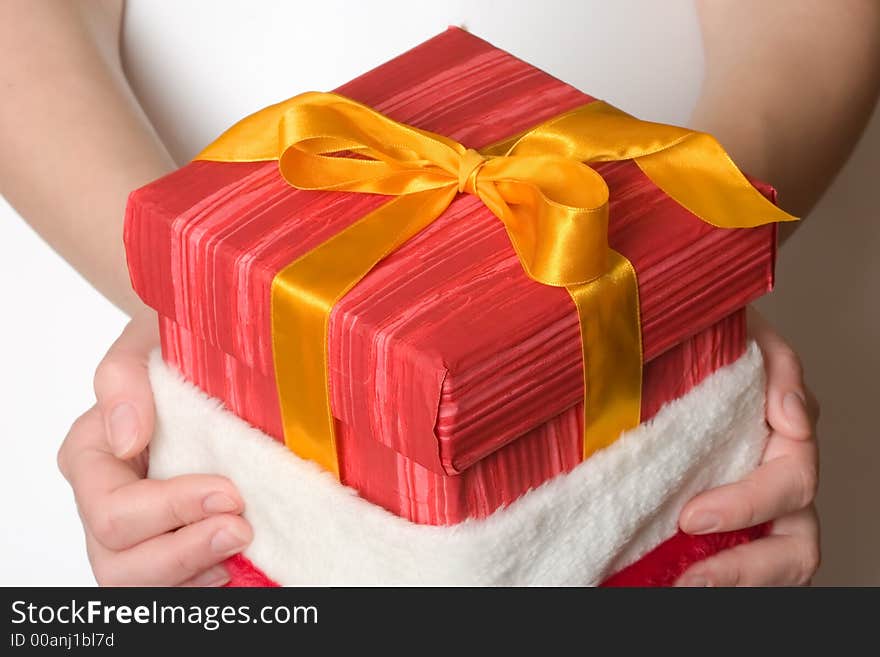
top-left (148, 342), bottom-right (768, 586)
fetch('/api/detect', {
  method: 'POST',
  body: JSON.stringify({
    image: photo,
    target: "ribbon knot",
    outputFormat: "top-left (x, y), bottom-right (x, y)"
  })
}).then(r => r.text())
top-left (457, 148), bottom-right (487, 194)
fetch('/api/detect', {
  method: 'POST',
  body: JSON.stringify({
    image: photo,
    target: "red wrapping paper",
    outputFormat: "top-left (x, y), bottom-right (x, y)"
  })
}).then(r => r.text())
top-left (125, 27), bottom-right (777, 527)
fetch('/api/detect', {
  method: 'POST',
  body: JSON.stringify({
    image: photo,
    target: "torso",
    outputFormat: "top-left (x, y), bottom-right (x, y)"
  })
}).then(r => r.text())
top-left (121, 0), bottom-right (703, 162)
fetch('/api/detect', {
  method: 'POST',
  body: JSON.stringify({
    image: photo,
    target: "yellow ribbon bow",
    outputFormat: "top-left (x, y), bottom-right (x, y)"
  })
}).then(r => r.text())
top-left (197, 91), bottom-right (796, 477)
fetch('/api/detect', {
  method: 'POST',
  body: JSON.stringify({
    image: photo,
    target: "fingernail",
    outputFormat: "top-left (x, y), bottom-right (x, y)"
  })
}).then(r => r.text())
top-left (783, 391), bottom-right (810, 434)
top-left (211, 528), bottom-right (249, 555)
top-left (677, 575), bottom-right (711, 587)
top-left (685, 511), bottom-right (721, 534)
top-left (203, 493), bottom-right (239, 514)
top-left (190, 566), bottom-right (230, 587)
top-left (107, 403), bottom-right (139, 456)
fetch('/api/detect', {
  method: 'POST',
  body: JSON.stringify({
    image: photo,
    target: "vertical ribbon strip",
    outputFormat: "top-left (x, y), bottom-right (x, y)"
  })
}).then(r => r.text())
top-left (197, 92), bottom-right (796, 476)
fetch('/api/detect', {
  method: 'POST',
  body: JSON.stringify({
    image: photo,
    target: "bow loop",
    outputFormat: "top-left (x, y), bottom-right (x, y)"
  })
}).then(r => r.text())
top-left (197, 90), bottom-right (797, 289)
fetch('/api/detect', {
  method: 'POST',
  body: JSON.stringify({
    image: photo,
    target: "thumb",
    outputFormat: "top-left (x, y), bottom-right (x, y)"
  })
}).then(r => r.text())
top-left (94, 310), bottom-right (160, 459)
top-left (748, 308), bottom-right (815, 440)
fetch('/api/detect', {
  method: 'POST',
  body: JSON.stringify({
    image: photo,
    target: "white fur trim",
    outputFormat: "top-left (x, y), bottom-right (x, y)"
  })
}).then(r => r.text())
top-left (148, 343), bottom-right (767, 585)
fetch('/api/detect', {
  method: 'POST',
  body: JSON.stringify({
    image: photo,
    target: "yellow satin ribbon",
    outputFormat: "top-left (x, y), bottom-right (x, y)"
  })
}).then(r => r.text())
top-left (197, 91), bottom-right (796, 477)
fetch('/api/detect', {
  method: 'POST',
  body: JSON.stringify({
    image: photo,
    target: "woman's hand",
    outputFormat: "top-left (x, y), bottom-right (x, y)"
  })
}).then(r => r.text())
top-left (676, 308), bottom-right (820, 586)
top-left (57, 314), bottom-right (252, 586)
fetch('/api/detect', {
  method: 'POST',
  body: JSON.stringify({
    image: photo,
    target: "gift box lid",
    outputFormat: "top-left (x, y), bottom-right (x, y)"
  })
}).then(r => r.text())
top-left (125, 27), bottom-right (777, 477)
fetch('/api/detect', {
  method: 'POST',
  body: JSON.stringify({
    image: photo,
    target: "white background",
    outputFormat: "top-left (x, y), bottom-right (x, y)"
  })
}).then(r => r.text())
top-left (1, 0), bottom-right (877, 585)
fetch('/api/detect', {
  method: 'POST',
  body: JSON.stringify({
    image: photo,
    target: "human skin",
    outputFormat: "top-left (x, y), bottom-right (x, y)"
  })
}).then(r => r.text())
top-left (674, 0), bottom-right (879, 586)
top-left (2, 0), bottom-right (878, 586)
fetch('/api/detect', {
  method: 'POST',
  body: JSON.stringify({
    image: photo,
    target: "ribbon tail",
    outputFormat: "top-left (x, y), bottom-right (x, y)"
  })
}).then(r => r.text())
top-left (567, 250), bottom-right (643, 459)
top-left (635, 133), bottom-right (797, 228)
top-left (271, 187), bottom-right (457, 476)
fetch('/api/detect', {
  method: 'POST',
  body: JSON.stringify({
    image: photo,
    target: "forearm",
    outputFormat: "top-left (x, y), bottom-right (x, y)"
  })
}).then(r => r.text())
top-left (0, 1), bottom-right (175, 315)
top-left (691, 0), bottom-right (880, 221)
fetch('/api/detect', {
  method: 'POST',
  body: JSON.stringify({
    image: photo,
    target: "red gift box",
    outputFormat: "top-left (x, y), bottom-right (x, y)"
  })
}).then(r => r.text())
top-left (127, 28), bottom-right (779, 585)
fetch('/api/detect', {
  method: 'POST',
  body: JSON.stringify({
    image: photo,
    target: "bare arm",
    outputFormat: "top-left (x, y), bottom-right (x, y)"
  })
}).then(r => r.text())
top-left (0, 0), bottom-right (175, 315)
top-left (2, 3), bottom-right (252, 586)
top-left (692, 0), bottom-right (880, 220)
top-left (673, 0), bottom-right (880, 586)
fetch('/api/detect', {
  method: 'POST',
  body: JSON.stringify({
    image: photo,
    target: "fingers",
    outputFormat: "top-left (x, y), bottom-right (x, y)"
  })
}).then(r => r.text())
top-left (674, 311), bottom-right (821, 586)
top-left (58, 405), bottom-right (142, 489)
top-left (60, 406), bottom-right (251, 587)
top-left (179, 565), bottom-right (233, 588)
top-left (61, 408), bottom-right (244, 551)
top-left (681, 312), bottom-right (819, 534)
top-left (748, 308), bottom-right (817, 439)
top-left (680, 437), bottom-right (818, 533)
top-left (90, 514), bottom-right (252, 587)
top-left (82, 475), bottom-right (245, 551)
top-left (58, 406), bottom-right (109, 480)
top-left (93, 311), bottom-right (159, 458)
top-left (676, 506), bottom-right (820, 586)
